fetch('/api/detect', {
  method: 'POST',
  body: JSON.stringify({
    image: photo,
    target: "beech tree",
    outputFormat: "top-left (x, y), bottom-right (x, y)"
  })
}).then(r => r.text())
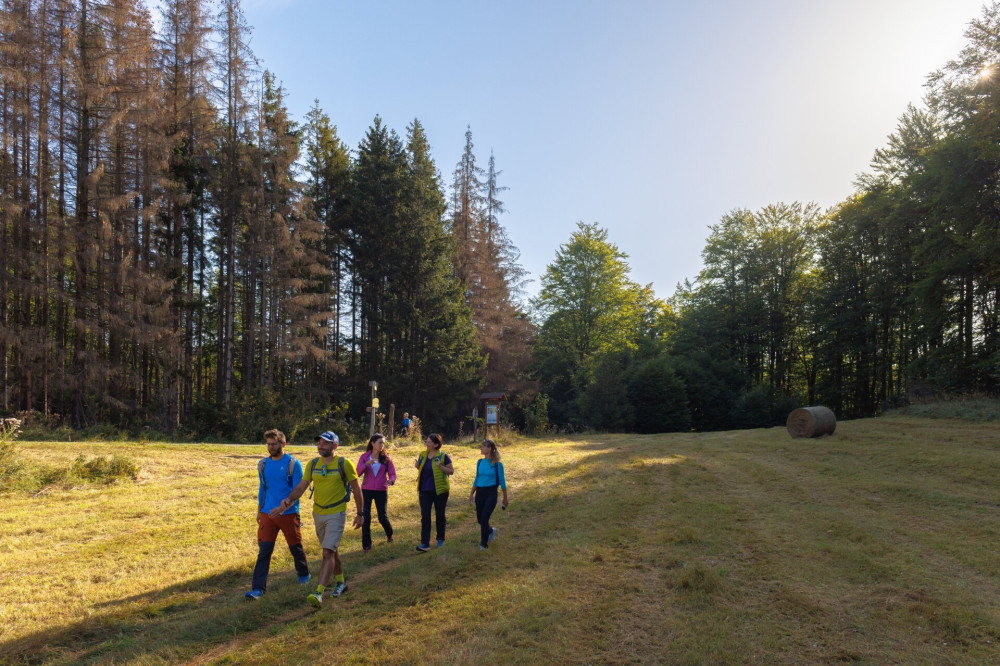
top-left (531, 222), bottom-right (645, 422)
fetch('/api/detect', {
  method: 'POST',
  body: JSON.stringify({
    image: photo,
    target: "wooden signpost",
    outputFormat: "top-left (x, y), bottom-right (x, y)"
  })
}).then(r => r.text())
top-left (369, 380), bottom-right (378, 438)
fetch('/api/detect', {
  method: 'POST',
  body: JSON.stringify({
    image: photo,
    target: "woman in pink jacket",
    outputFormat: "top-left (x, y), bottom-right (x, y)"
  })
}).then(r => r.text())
top-left (357, 433), bottom-right (396, 553)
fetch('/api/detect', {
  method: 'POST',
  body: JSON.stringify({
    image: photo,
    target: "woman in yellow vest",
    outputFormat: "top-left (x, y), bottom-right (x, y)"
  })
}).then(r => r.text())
top-left (414, 433), bottom-right (454, 551)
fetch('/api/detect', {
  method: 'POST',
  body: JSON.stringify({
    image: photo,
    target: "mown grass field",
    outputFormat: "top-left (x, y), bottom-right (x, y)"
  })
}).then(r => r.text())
top-left (2, 416), bottom-right (1000, 664)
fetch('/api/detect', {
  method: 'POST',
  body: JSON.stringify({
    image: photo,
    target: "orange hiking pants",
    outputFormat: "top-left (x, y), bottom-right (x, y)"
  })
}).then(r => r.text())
top-left (257, 511), bottom-right (303, 546)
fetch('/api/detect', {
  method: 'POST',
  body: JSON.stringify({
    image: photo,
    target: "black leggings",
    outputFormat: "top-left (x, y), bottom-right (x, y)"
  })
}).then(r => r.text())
top-left (362, 489), bottom-right (393, 549)
top-left (475, 486), bottom-right (498, 547)
top-left (418, 490), bottom-right (449, 544)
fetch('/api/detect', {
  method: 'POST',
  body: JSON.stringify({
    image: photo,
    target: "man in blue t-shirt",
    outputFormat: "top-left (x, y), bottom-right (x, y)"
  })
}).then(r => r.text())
top-left (245, 429), bottom-right (311, 600)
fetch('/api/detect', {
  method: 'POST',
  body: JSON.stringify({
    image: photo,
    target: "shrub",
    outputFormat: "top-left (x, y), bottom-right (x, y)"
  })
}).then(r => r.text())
top-left (187, 399), bottom-right (232, 441)
top-left (885, 395), bottom-right (1000, 421)
top-left (524, 393), bottom-right (549, 436)
top-left (0, 423), bottom-right (139, 492)
top-left (579, 352), bottom-right (634, 432)
top-left (0, 421), bottom-right (30, 492)
top-left (0, 417), bottom-right (23, 441)
top-left (69, 454), bottom-right (140, 483)
top-left (0, 441), bottom-right (26, 491)
top-left (733, 385), bottom-right (799, 429)
top-left (627, 358), bottom-right (691, 433)
top-left (0, 441), bottom-right (52, 492)
top-left (77, 423), bottom-right (126, 442)
top-left (670, 352), bottom-right (744, 431)
top-left (406, 415), bottom-right (423, 442)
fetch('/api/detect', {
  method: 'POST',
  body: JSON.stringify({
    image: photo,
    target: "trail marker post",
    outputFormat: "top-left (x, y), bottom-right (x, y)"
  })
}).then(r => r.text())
top-left (369, 381), bottom-right (378, 438)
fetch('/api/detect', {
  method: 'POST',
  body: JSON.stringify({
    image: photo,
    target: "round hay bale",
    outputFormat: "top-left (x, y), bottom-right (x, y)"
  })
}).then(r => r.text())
top-left (786, 406), bottom-right (836, 438)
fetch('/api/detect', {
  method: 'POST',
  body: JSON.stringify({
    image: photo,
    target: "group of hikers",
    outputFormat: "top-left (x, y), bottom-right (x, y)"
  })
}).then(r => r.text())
top-left (249, 427), bottom-right (509, 607)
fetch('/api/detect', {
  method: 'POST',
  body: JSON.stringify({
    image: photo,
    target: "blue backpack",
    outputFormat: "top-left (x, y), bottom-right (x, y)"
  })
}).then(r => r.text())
top-left (258, 454), bottom-right (296, 492)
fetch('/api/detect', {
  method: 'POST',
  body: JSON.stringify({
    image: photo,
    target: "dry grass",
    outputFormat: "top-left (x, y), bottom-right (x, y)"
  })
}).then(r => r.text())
top-left (2, 417), bottom-right (1000, 664)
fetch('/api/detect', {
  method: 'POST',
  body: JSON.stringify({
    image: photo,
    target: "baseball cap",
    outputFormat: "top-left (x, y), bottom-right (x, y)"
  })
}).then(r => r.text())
top-left (314, 431), bottom-right (339, 444)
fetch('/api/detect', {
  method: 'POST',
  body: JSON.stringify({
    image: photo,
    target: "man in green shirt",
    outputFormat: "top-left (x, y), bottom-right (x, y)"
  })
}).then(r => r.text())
top-left (271, 431), bottom-right (364, 607)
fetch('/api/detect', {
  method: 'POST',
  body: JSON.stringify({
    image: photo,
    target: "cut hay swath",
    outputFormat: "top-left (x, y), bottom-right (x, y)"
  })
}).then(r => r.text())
top-left (786, 406), bottom-right (836, 438)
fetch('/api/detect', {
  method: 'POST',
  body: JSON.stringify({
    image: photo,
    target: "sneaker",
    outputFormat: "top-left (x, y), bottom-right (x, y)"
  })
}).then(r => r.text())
top-left (479, 545), bottom-right (487, 550)
top-left (297, 573), bottom-right (312, 585)
top-left (331, 581), bottom-right (348, 597)
top-left (416, 544), bottom-right (430, 552)
top-left (488, 527), bottom-right (497, 544)
top-left (436, 539), bottom-right (445, 548)
top-left (245, 589), bottom-right (264, 600)
top-left (306, 592), bottom-right (322, 608)
top-left (386, 535), bottom-right (393, 543)
top-left (363, 546), bottom-right (371, 554)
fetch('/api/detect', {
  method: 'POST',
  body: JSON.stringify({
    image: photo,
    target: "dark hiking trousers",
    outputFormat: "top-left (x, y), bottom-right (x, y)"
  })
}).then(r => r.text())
top-left (361, 488), bottom-right (393, 549)
top-left (418, 490), bottom-right (449, 545)
top-left (475, 485), bottom-right (498, 547)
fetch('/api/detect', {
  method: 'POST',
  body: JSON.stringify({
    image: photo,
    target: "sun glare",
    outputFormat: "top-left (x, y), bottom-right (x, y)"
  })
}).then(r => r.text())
top-left (979, 64), bottom-right (994, 79)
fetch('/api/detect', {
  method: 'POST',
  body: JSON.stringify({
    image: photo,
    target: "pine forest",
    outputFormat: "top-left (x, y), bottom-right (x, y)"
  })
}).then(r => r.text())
top-left (3, 0), bottom-right (1000, 439)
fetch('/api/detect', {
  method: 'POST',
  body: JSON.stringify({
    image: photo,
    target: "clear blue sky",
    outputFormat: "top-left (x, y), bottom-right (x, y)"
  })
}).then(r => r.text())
top-left (238, 0), bottom-right (987, 301)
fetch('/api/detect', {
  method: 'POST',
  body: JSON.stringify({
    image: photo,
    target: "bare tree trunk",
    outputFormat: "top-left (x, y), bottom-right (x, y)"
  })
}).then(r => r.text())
top-left (73, 0), bottom-right (92, 427)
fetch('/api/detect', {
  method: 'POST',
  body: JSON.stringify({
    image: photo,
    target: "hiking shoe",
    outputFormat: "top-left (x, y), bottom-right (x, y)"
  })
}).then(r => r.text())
top-left (306, 592), bottom-right (322, 608)
top-left (297, 573), bottom-right (311, 585)
top-left (416, 544), bottom-right (430, 552)
top-left (436, 539), bottom-right (445, 548)
top-left (363, 546), bottom-right (371, 554)
top-left (245, 589), bottom-right (264, 600)
top-left (386, 535), bottom-right (393, 543)
top-left (331, 581), bottom-right (348, 597)
top-left (488, 527), bottom-right (497, 544)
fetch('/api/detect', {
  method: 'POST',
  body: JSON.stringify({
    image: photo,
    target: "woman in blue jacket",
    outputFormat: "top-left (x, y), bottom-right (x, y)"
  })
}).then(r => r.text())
top-left (467, 439), bottom-right (508, 549)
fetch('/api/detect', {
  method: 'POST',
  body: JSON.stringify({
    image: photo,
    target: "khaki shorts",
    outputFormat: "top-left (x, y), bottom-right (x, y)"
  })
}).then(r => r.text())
top-left (313, 511), bottom-right (346, 551)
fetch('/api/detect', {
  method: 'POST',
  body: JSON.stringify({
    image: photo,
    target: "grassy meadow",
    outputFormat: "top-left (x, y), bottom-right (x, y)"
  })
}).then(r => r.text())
top-left (2, 416), bottom-right (1000, 664)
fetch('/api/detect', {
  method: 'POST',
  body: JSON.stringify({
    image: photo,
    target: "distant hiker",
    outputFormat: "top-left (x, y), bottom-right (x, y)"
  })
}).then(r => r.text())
top-left (246, 429), bottom-right (310, 600)
top-left (271, 431), bottom-right (364, 608)
top-left (414, 433), bottom-right (454, 551)
top-left (357, 433), bottom-right (396, 553)
top-left (468, 439), bottom-right (508, 550)
top-left (401, 412), bottom-right (412, 437)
